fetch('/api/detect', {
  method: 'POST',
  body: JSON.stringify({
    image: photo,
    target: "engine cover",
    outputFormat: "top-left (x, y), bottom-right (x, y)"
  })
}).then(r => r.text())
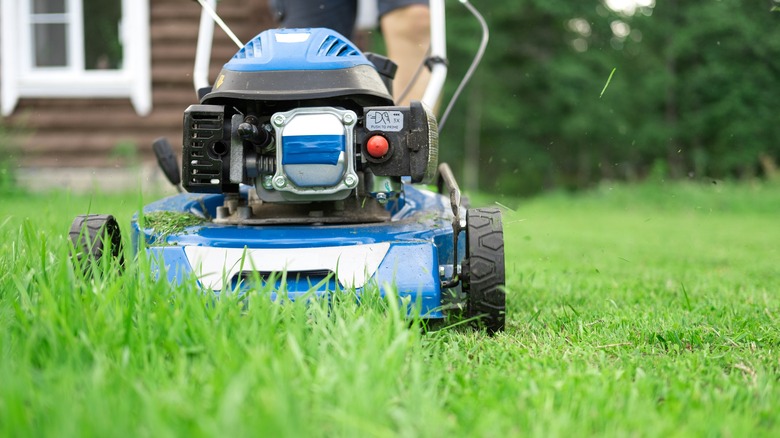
top-left (201, 28), bottom-right (393, 108)
top-left (261, 107), bottom-right (359, 202)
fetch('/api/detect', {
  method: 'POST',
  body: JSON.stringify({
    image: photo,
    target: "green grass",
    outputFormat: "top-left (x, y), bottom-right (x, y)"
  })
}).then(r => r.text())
top-left (143, 211), bottom-right (207, 242)
top-left (1, 181), bottom-right (779, 437)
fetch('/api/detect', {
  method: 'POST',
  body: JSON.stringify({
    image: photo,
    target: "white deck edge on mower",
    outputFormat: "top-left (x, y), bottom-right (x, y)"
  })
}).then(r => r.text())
top-left (192, 0), bottom-right (448, 109)
top-left (184, 243), bottom-right (391, 291)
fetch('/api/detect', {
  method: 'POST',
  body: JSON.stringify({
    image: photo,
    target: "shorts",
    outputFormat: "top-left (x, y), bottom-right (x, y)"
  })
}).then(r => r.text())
top-left (271, 0), bottom-right (429, 39)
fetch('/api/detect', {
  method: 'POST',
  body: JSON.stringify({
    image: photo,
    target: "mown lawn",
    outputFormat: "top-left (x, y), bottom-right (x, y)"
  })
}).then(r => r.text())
top-left (1, 181), bottom-right (778, 437)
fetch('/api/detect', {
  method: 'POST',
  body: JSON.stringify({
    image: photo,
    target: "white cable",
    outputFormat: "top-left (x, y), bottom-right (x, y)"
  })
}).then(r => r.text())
top-left (195, 0), bottom-right (244, 48)
top-left (438, 0), bottom-right (489, 131)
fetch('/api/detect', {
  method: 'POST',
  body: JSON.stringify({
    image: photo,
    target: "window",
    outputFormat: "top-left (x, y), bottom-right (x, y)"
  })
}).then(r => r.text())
top-left (30, 0), bottom-right (70, 68)
top-left (30, 0), bottom-right (123, 70)
top-left (1, 0), bottom-right (150, 116)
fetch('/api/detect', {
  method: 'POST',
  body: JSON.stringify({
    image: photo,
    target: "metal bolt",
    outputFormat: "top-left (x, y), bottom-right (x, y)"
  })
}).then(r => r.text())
top-left (272, 114), bottom-right (286, 127)
top-left (272, 175), bottom-right (287, 188)
top-left (261, 175), bottom-right (274, 190)
top-left (216, 206), bottom-right (230, 220)
top-left (375, 192), bottom-right (388, 204)
top-left (344, 174), bottom-right (357, 187)
top-left (226, 197), bottom-right (238, 214)
top-left (237, 206), bottom-right (251, 220)
top-left (343, 113), bottom-right (355, 124)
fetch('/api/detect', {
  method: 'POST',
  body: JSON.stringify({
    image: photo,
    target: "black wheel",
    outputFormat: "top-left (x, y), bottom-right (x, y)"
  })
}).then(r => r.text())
top-left (462, 208), bottom-right (505, 333)
top-left (69, 214), bottom-right (124, 272)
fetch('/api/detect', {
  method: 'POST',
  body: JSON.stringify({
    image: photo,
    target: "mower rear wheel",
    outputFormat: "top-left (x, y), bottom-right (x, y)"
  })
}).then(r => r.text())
top-left (69, 214), bottom-right (124, 272)
top-left (462, 208), bottom-right (505, 333)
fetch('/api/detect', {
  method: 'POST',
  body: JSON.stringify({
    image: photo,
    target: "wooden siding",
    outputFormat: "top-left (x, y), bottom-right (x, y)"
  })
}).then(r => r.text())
top-left (2, 0), bottom-right (274, 168)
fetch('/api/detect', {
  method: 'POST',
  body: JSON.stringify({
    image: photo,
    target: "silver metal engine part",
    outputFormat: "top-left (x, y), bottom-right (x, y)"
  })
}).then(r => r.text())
top-left (256, 107), bottom-right (359, 202)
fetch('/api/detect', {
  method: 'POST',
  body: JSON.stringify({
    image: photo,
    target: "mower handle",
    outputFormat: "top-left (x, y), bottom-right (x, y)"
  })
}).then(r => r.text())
top-left (422, 0), bottom-right (447, 110)
top-left (192, 0), bottom-right (448, 110)
top-left (193, 0), bottom-right (216, 93)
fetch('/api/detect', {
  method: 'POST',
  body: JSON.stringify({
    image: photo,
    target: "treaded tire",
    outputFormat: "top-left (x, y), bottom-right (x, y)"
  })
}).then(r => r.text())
top-left (462, 208), bottom-right (505, 333)
top-left (69, 214), bottom-right (124, 272)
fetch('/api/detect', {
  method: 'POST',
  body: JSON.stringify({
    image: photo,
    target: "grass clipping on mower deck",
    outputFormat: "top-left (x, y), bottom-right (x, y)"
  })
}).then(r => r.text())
top-left (143, 211), bottom-right (206, 241)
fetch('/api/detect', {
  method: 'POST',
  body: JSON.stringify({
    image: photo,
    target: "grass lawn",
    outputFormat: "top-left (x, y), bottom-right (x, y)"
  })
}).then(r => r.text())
top-left (1, 181), bottom-right (778, 437)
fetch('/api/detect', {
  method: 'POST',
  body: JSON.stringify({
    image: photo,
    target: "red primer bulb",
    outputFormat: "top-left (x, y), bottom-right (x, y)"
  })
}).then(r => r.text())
top-left (366, 135), bottom-right (389, 158)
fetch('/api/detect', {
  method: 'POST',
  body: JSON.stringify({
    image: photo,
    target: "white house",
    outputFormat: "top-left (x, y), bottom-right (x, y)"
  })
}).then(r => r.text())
top-left (0, 0), bottom-right (270, 173)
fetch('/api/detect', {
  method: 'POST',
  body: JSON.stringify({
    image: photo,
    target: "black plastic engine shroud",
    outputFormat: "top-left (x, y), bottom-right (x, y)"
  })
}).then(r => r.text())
top-left (181, 101), bottom-right (436, 195)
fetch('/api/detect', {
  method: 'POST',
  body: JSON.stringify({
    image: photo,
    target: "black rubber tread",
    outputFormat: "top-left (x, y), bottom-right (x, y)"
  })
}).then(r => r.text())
top-left (69, 214), bottom-right (124, 271)
top-left (462, 207), bottom-right (506, 333)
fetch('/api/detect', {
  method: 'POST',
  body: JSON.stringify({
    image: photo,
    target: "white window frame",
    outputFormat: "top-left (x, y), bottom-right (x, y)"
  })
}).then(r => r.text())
top-left (1, 0), bottom-right (150, 116)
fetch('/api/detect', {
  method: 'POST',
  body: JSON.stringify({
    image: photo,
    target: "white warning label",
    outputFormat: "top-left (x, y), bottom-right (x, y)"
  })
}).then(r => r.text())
top-left (365, 111), bottom-right (404, 132)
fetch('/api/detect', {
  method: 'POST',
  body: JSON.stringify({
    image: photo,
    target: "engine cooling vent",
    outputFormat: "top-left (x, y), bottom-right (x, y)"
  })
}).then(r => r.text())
top-left (182, 105), bottom-right (231, 194)
top-left (220, 29), bottom-right (375, 73)
top-left (232, 38), bottom-right (262, 60)
top-left (317, 35), bottom-right (359, 57)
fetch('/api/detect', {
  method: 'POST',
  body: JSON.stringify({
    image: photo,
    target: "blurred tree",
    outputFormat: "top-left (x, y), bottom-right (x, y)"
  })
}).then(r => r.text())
top-left (439, 0), bottom-right (780, 194)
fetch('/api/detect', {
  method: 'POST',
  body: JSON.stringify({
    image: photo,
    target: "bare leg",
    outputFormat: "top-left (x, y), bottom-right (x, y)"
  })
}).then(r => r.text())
top-left (380, 4), bottom-right (430, 106)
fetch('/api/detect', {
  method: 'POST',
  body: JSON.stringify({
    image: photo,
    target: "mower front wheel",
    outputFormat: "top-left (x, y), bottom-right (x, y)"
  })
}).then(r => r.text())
top-left (462, 208), bottom-right (506, 333)
top-left (69, 214), bottom-right (124, 273)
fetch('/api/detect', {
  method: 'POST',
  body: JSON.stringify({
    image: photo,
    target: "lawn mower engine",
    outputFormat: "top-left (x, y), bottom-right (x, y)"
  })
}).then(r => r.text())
top-left (183, 28), bottom-right (438, 224)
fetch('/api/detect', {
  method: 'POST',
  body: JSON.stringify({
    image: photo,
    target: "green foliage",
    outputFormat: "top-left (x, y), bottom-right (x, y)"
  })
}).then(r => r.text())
top-left (0, 125), bottom-right (19, 194)
top-left (110, 140), bottom-right (140, 167)
top-left (0, 157), bottom-right (15, 194)
top-left (441, 0), bottom-right (780, 194)
top-left (82, 0), bottom-right (123, 69)
top-left (1, 184), bottom-right (780, 435)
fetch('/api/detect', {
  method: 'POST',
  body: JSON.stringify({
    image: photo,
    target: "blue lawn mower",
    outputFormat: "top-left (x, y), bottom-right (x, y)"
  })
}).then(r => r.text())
top-left (69, 0), bottom-right (505, 332)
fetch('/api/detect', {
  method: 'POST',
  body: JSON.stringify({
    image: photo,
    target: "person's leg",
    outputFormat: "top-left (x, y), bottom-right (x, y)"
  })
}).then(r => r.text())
top-left (379, 1), bottom-right (430, 105)
top-left (272, 0), bottom-right (358, 39)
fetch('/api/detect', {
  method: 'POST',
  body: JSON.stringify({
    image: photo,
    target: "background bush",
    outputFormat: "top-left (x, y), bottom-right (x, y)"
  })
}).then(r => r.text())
top-left (439, 0), bottom-right (780, 194)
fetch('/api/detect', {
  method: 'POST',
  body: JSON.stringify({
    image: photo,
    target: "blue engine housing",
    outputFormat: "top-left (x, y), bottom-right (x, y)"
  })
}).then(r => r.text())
top-left (202, 28), bottom-right (394, 106)
top-left (224, 28), bottom-right (373, 72)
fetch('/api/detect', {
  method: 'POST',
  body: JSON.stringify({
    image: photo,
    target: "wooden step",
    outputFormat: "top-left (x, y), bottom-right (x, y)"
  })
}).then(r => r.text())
top-left (152, 87), bottom-right (200, 107)
top-left (150, 22), bottom-right (199, 42)
top-left (150, 19), bottom-right (262, 41)
top-left (13, 108), bottom-right (185, 132)
top-left (20, 131), bottom-right (180, 154)
top-left (152, 45), bottom-right (198, 63)
top-left (150, 0), bottom-right (262, 22)
top-left (20, 151), bottom-right (162, 168)
top-left (150, 2), bottom-right (201, 20)
top-left (152, 63), bottom-right (194, 85)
